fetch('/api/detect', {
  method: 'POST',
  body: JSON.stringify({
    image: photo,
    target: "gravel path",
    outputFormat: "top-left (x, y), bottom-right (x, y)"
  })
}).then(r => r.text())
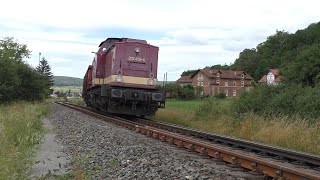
top-left (44, 103), bottom-right (262, 179)
top-left (30, 117), bottom-right (70, 179)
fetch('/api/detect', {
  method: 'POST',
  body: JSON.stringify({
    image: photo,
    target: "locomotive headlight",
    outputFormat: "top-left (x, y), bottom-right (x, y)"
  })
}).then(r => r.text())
top-left (115, 75), bottom-right (123, 82)
top-left (147, 78), bottom-right (156, 85)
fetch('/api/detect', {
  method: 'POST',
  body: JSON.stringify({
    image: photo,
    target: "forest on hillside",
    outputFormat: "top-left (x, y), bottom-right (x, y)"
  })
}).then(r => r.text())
top-left (54, 76), bottom-right (83, 86)
top-left (182, 21), bottom-right (320, 86)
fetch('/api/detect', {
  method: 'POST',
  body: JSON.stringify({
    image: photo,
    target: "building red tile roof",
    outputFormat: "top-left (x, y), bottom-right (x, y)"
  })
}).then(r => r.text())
top-left (176, 76), bottom-right (192, 83)
top-left (275, 76), bottom-right (281, 82)
top-left (259, 69), bottom-right (281, 83)
top-left (190, 69), bottom-right (253, 80)
top-left (270, 69), bottom-right (279, 75)
top-left (259, 75), bottom-right (267, 83)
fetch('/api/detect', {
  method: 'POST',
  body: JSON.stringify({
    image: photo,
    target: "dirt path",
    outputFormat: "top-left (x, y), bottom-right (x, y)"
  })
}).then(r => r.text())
top-left (29, 117), bottom-right (70, 179)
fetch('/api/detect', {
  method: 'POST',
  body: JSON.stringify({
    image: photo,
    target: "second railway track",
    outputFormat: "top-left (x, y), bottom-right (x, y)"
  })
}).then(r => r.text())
top-left (56, 102), bottom-right (320, 180)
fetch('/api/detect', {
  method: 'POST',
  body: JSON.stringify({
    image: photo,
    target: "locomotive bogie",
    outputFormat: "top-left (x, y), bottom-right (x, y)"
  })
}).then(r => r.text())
top-left (84, 84), bottom-right (165, 116)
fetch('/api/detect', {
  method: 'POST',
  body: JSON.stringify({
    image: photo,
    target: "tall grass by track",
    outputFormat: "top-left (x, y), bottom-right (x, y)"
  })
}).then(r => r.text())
top-left (0, 102), bottom-right (47, 179)
top-left (152, 98), bottom-right (320, 155)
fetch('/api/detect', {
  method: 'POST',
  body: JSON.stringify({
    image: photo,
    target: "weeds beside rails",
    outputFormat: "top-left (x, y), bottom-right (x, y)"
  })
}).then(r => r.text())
top-left (153, 97), bottom-right (320, 155)
top-left (0, 101), bottom-right (47, 179)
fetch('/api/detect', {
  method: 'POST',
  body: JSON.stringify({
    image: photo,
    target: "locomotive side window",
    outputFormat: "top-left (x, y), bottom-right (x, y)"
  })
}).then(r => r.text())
top-left (111, 48), bottom-right (116, 71)
top-left (92, 56), bottom-right (97, 79)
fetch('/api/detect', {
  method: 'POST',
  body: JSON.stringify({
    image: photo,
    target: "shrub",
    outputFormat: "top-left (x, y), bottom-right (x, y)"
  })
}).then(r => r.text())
top-left (178, 85), bottom-right (195, 100)
top-left (213, 93), bottom-right (226, 99)
top-left (196, 97), bottom-right (232, 118)
top-left (233, 84), bottom-right (320, 121)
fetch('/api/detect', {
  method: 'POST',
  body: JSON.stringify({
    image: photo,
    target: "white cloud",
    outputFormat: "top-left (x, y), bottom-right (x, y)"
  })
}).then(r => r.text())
top-left (1, 0), bottom-right (320, 80)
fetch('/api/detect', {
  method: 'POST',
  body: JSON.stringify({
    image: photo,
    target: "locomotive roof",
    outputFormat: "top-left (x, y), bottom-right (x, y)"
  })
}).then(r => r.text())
top-left (98, 38), bottom-right (148, 47)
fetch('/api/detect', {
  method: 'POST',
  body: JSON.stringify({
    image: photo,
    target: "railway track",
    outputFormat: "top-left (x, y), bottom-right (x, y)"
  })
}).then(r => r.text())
top-left (56, 102), bottom-right (320, 180)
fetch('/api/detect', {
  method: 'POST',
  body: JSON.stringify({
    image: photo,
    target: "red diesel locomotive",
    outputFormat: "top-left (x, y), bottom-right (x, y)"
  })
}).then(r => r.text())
top-left (82, 38), bottom-right (165, 116)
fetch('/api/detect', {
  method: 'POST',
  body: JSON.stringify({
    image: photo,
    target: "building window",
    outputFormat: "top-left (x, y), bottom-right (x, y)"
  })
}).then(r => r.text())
top-left (233, 81), bottom-right (236, 87)
top-left (241, 74), bottom-right (244, 78)
top-left (217, 72), bottom-right (220, 77)
top-left (198, 80), bottom-right (203, 86)
top-left (216, 80), bottom-right (220, 84)
top-left (225, 81), bottom-right (228, 87)
top-left (233, 90), bottom-right (236, 96)
top-left (241, 81), bottom-right (244, 87)
top-left (225, 89), bottom-right (228, 96)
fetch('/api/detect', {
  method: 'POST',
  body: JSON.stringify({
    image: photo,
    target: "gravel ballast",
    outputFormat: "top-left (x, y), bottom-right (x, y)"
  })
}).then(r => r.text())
top-left (44, 103), bottom-right (261, 179)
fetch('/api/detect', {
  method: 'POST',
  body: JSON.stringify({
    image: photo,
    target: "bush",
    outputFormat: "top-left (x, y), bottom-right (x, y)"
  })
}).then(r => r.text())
top-left (214, 93), bottom-right (226, 99)
top-left (233, 84), bottom-right (320, 121)
top-left (196, 97), bottom-right (232, 117)
top-left (178, 85), bottom-right (195, 100)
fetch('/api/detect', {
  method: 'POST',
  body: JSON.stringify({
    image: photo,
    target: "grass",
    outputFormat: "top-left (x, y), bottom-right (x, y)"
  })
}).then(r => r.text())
top-left (0, 101), bottom-right (48, 179)
top-left (165, 99), bottom-right (204, 110)
top-left (152, 98), bottom-right (320, 155)
top-left (66, 98), bottom-right (86, 106)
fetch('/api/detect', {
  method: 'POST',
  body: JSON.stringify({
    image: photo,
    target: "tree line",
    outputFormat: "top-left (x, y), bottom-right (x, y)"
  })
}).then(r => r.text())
top-left (182, 21), bottom-right (320, 86)
top-left (178, 21), bottom-right (320, 120)
top-left (0, 37), bottom-right (54, 103)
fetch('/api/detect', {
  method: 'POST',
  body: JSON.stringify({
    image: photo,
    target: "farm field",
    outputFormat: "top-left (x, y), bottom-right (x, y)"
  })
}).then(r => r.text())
top-left (152, 98), bottom-right (320, 155)
top-left (53, 86), bottom-right (82, 93)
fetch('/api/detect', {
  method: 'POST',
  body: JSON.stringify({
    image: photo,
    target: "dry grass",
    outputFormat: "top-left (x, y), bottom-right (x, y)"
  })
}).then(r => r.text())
top-left (0, 101), bottom-right (47, 179)
top-left (153, 100), bottom-right (320, 155)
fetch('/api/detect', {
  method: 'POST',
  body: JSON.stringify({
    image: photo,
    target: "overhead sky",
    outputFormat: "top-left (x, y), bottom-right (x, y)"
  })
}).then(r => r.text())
top-left (1, 0), bottom-right (319, 81)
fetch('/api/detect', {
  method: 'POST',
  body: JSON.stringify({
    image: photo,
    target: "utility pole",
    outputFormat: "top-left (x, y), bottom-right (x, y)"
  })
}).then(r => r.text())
top-left (39, 52), bottom-right (41, 65)
top-left (166, 72), bottom-right (167, 83)
top-left (163, 74), bottom-right (165, 87)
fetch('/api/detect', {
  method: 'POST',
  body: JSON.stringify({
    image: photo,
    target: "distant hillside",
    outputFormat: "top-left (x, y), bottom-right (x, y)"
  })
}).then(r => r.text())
top-left (54, 76), bottom-right (83, 86)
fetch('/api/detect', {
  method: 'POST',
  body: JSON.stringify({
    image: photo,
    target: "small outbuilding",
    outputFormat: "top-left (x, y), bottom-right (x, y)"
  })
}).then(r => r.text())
top-left (259, 69), bottom-right (281, 85)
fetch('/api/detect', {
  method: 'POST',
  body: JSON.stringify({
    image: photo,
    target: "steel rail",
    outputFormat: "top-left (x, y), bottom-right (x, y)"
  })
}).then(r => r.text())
top-left (134, 118), bottom-right (320, 168)
top-left (55, 102), bottom-right (320, 180)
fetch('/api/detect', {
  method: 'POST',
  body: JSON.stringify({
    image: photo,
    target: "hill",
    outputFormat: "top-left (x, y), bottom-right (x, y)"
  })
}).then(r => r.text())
top-left (54, 76), bottom-right (83, 86)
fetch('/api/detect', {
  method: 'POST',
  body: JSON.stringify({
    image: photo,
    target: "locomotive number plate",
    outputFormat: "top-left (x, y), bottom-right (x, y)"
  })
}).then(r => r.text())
top-left (128, 56), bottom-right (146, 63)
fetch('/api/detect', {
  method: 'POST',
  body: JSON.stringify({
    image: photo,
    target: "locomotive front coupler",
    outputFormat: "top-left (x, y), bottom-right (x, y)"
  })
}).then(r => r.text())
top-left (132, 101), bottom-right (137, 111)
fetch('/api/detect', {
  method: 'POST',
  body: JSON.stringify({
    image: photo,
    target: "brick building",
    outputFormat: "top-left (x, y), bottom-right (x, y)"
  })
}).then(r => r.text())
top-left (190, 69), bottom-right (254, 97)
top-left (176, 76), bottom-right (192, 86)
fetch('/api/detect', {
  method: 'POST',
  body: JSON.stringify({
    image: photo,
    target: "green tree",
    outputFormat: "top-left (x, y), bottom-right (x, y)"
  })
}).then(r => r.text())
top-left (209, 64), bottom-right (230, 70)
top-left (181, 70), bottom-right (197, 76)
top-left (281, 43), bottom-right (320, 86)
top-left (231, 48), bottom-right (259, 80)
top-left (0, 37), bottom-right (31, 62)
top-left (0, 37), bottom-right (31, 102)
top-left (0, 37), bottom-right (49, 103)
top-left (36, 57), bottom-right (54, 96)
top-left (36, 57), bottom-right (54, 86)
